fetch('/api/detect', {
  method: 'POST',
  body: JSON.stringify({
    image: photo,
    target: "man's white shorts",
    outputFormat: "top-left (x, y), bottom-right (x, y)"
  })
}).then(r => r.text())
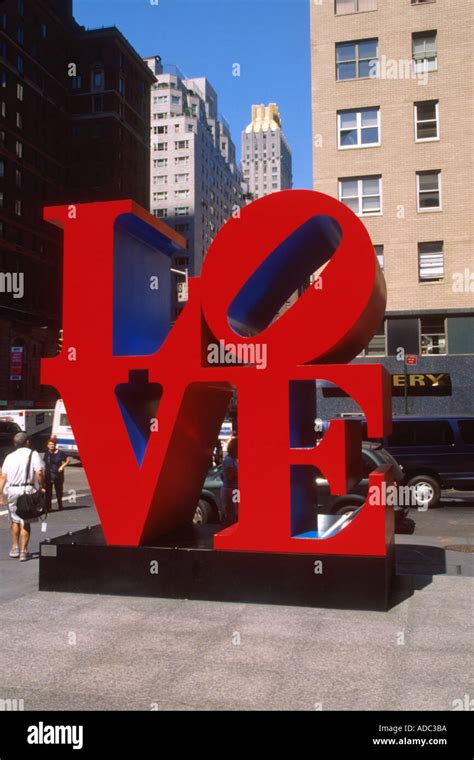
top-left (6, 486), bottom-right (26, 525)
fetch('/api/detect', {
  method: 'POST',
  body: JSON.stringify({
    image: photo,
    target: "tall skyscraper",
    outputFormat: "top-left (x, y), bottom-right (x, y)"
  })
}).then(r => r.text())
top-left (310, 0), bottom-right (474, 414)
top-left (144, 57), bottom-right (244, 318)
top-left (0, 0), bottom-right (154, 404)
top-left (241, 103), bottom-right (292, 200)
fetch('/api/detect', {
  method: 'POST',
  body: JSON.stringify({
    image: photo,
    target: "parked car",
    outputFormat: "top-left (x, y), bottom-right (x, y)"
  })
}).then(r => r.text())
top-left (194, 466), bottom-right (223, 524)
top-left (316, 441), bottom-right (408, 523)
top-left (194, 441), bottom-right (408, 524)
top-left (0, 420), bottom-right (22, 463)
top-left (358, 415), bottom-right (474, 509)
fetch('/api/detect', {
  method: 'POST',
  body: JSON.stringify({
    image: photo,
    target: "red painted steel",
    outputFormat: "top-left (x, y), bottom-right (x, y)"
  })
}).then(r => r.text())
top-left (42, 191), bottom-right (393, 555)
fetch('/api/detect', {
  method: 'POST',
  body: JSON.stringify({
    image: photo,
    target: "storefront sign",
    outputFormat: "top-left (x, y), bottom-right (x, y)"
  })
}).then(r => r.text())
top-left (9, 347), bottom-right (23, 381)
top-left (322, 372), bottom-right (451, 397)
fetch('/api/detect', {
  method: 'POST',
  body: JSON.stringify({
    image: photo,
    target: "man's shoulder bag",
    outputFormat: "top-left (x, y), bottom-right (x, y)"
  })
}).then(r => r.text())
top-left (16, 450), bottom-right (47, 521)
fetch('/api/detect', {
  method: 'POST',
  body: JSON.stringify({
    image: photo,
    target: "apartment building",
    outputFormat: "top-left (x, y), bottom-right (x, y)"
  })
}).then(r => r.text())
top-left (241, 103), bottom-right (293, 200)
top-left (144, 57), bottom-right (244, 318)
top-left (0, 0), bottom-right (154, 405)
top-left (310, 0), bottom-right (474, 414)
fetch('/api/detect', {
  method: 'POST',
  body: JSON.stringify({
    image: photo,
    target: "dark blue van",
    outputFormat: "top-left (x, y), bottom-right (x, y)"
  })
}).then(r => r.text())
top-left (359, 416), bottom-right (474, 508)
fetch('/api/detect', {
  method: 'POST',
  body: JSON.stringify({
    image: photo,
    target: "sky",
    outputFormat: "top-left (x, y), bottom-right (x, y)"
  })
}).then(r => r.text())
top-left (73, 0), bottom-right (313, 189)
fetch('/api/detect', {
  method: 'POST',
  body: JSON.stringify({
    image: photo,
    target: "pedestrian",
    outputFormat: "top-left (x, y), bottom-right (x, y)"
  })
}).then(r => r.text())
top-left (220, 436), bottom-right (238, 525)
top-left (0, 432), bottom-right (45, 562)
top-left (213, 440), bottom-right (223, 467)
top-left (44, 438), bottom-right (70, 511)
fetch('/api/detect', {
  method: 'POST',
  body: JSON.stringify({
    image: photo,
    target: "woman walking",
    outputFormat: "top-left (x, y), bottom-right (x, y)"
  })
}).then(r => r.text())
top-left (44, 438), bottom-right (70, 511)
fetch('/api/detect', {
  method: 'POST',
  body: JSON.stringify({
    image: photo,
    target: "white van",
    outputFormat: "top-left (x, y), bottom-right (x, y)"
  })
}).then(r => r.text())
top-left (52, 400), bottom-right (79, 459)
top-left (0, 409), bottom-right (53, 448)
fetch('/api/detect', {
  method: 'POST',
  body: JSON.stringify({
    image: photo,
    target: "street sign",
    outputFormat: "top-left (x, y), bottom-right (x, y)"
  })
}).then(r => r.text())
top-left (177, 281), bottom-right (188, 303)
top-left (405, 354), bottom-right (417, 365)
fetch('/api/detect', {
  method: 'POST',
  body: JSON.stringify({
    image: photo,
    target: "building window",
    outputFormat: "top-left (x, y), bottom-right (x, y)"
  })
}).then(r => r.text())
top-left (363, 322), bottom-right (386, 356)
top-left (119, 77), bottom-right (125, 95)
top-left (17, 83), bottom-right (23, 100)
top-left (414, 100), bottom-right (439, 141)
top-left (174, 189), bottom-right (190, 199)
top-left (175, 156), bottom-right (189, 165)
top-left (416, 171), bottom-right (441, 211)
top-left (339, 175), bottom-right (382, 215)
top-left (153, 191), bottom-right (168, 201)
top-left (335, 0), bottom-right (377, 14)
top-left (0, 71), bottom-right (6, 88)
top-left (420, 316), bottom-right (446, 355)
top-left (175, 207), bottom-right (190, 216)
top-left (336, 38), bottom-right (378, 80)
top-left (153, 158), bottom-right (167, 168)
top-left (0, 14), bottom-right (7, 31)
top-left (16, 112), bottom-right (22, 129)
top-left (412, 31), bottom-right (437, 73)
top-left (93, 95), bottom-right (103, 113)
top-left (171, 95), bottom-right (180, 104)
top-left (92, 70), bottom-right (104, 90)
top-left (17, 27), bottom-right (24, 45)
top-left (374, 244), bottom-right (384, 271)
top-left (15, 141), bottom-right (22, 158)
top-left (153, 125), bottom-right (168, 135)
top-left (175, 173), bottom-right (189, 183)
top-left (0, 191), bottom-right (3, 208)
top-left (0, 159), bottom-right (4, 176)
top-left (338, 107), bottom-right (380, 148)
top-left (154, 175), bottom-right (167, 185)
top-left (41, 23), bottom-right (47, 38)
top-left (175, 140), bottom-right (189, 150)
top-left (156, 142), bottom-right (167, 151)
top-left (15, 169), bottom-right (21, 187)
top-left (1, 102), bottom-right (5, 117)
top-left (14, 200), bottom-right (21, 216)
top-left (153, 209), bottom-right (167, 218)
top-left (71, 76), bottom-right (82, 90)
top-left (418, 241), bottom-right (443, 282)
top-left (16, 56), bottom-right (24, 75)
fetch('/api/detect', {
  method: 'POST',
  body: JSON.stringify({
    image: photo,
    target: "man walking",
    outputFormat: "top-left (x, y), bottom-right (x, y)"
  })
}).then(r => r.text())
top-left (0, 432), bottom-right (45, 562)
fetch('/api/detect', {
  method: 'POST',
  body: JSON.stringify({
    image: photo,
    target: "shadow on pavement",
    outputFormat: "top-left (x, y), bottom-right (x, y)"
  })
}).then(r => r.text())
top-left (395, 517), bottom-right (416, 535)
top-left (388, 544), bottom-right (446, 609)
top-left (48, 504), bottom-right (91, 512)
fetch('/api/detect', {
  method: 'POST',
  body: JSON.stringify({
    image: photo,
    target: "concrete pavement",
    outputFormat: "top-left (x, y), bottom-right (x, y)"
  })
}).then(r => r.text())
top-left (0, 466), bottom-right (472, 711)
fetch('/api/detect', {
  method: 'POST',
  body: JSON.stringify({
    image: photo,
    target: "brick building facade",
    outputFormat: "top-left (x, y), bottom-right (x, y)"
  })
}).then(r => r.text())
top-left (310, 0), bottom-right (474, 414)
top-left (0, 0), bottom-right (154, 405)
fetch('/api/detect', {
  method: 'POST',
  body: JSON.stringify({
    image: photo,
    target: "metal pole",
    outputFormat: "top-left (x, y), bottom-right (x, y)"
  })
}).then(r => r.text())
top-left (404, 360), bottom-right (408, 415)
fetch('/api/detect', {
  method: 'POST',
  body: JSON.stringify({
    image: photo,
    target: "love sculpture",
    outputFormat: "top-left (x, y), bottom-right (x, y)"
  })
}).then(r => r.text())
top-left (39, 190), bottom-right (395, 609)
